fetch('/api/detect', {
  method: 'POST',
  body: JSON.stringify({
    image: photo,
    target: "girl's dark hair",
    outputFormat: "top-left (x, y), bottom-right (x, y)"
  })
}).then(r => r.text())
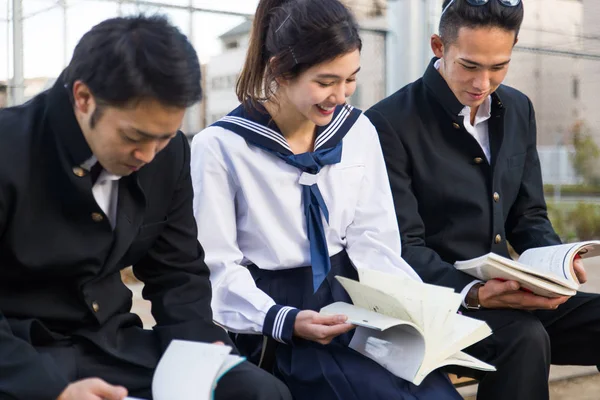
top-left (236, 0), bottom-right (362, 108)
top-left (439, 0), bottom-right (524, 46)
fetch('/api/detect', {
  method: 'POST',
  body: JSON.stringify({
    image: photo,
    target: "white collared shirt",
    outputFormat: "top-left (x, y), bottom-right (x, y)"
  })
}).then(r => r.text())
top-left (81, 156), bottom-right (121, 228)
top-left (191, 113), bottom-right (421, 335)
top-left (434, 59), bottom-right (492, 163)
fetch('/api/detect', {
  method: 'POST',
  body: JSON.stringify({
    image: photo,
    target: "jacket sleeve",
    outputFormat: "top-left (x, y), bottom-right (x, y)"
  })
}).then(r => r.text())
top-left (505, 99), bottom-right (561, 253)
top-left (365, 108), bottom-right (476, 293)
top-left (132, 133), bottom-right (234, 352)
top-left (0, 153), bottom-right (70, 400)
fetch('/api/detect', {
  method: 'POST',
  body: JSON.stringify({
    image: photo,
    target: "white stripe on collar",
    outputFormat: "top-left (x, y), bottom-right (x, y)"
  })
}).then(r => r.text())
top-left (314, 104), bottom-right (352, 150)
top-left (221, 116), bottom-right (291, 151)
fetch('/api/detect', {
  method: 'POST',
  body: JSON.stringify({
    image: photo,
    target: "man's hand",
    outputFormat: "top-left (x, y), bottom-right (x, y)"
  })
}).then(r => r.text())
top-left (294, 310), bottom-right (355, 345)
top-left (57, 378), bottom-right (128, 400)
top-left (478, 280), bottom-right (570, 310)
top-left (574, 256), bottom-right (587, 284)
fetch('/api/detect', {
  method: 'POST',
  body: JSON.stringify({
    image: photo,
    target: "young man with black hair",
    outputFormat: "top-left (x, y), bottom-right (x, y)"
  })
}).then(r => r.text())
top-left (366, 1), bottom-right (600, 399)
top-left (0, 15), bottom-right (291, 400)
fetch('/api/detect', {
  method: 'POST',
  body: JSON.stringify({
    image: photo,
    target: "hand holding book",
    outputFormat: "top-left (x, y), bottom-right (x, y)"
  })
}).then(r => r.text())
top-left (476, 279), bottom-right (569, 310)
top-left (454, 241), bottom-right (600, 303)
top-left (293, 310), bottom-right (355, 345)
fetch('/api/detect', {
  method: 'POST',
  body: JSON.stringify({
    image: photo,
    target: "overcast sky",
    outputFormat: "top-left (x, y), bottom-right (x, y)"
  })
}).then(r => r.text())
top-left (0, 0), bottom-right (260, 79)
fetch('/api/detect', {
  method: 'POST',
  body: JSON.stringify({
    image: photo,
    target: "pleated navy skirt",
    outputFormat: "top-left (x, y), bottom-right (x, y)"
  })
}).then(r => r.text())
top-left (233, 251), bottom-right (462, 400)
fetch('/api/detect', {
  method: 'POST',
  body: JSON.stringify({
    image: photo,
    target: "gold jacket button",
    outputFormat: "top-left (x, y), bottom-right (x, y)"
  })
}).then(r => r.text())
top-left (494, 234), bottom-right (502, 244)
top-left (493, 192), bottom-right (500, 202)
top-left (92, 301), bottom-right (100, 313)
top-left (474, 157), bottom-right (483, 164)
top-left (72, 167), bottom-right (86, 177)
top-left (452, 122), bottom-right (461, 129)
top-left (91, 212), bottom-right (104, 222)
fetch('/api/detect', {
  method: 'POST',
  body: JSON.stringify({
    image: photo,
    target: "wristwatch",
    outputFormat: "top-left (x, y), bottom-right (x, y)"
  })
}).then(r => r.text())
top-left (466, 283), bottom-right (484, 310)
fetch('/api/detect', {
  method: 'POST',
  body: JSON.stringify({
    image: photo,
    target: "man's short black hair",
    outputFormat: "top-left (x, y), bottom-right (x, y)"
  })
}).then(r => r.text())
top-left (439, 0), bottom-right (524, 46)
top-left (64, 14), bottom-right (201, 109)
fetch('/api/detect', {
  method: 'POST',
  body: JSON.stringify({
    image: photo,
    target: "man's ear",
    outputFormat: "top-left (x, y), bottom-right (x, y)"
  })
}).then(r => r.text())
top-left (431, 34), bottom-right (445, 59)
top-left (72, 80), bottom-right (96, 114)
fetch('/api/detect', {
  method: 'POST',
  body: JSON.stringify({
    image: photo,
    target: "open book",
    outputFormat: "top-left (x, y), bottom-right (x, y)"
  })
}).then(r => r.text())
top-left (125, 340), bottom-right (245, 400)
top-left (454, 241), bottom-right (600, 298)
top-left (319, 269), bottom-right (495, 386)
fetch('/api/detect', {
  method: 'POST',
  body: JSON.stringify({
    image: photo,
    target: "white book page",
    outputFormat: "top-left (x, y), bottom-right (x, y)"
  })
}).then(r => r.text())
top-left (354, 269), bottom-right (460, 352)
top-left (320, 302), bottom-right (408, 331)
top-left (441, 350), bottom-right (496, 372)
top-left (519, 241), bottom-right (600, 286)
top-left (420, 288), bottom-right (463, 355)
top-left (518, 243), bottom-right (584, 285)
top-left (349, 325), bottom-right (425, 385)
top-left (455, 255), bottom-right (577, 296)
top-left (151, 340), bottom-right (233, 400)
top-left (335, 276), bottom-right (418, 324)
top-left (435, 313), bottom-right (492, 363)
top-left (357, 269), bottom-right (425, 327)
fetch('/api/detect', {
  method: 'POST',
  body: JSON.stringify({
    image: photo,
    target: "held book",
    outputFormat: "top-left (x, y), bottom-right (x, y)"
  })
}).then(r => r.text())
top-left (454, 241), bottom-right (600, 298)
top-left (319, 268), bottom-right (495, 386)
top-left (124, 340), bottom-right (245, 400)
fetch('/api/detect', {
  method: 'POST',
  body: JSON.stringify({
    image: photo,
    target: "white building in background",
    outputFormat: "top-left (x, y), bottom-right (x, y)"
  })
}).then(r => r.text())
top-left (501, 0), bottom-right (584, 184)
top-left (204, 7), bottom-right (388, 126)
top-left (581, 0), bottom-right (600, 142)
top-left (503, 0), bottom-right (583, 147)
top-left (205, 20), bottom-right (251, 126)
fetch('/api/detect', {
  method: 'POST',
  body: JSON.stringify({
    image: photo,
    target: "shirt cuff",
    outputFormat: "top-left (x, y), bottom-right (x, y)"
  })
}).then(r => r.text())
top-left (263, 305), bottom-right (300, 344)
top-left (460, 280), bottom-right (484, 308)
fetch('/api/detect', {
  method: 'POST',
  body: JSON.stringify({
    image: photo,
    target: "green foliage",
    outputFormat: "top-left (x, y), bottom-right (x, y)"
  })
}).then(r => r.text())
top-left (570, 120), bottom-right (600, 185)
top-left (547, 201), bottom-right (600, 242)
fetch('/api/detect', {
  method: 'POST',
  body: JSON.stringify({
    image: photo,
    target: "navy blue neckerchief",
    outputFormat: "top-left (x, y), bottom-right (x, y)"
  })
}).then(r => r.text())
top-left (212, 103), bottom-right (362, 292)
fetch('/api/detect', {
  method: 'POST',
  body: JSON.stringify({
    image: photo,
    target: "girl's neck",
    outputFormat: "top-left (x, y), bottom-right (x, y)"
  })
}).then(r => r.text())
top-left (264, 98), bottom-right (317, 154)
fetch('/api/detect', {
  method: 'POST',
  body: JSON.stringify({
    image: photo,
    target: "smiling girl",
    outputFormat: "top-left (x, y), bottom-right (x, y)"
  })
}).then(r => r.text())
top-left (190, 0), bottom-right (462, 398)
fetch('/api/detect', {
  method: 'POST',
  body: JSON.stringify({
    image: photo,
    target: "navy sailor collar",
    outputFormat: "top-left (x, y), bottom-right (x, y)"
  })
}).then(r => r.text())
top-left (212, 103), bottom-right (362, 156)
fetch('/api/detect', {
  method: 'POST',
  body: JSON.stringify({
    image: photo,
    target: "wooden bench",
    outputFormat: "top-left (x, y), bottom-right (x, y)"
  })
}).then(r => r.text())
top-left (449, 374), bottom-right (477, 387)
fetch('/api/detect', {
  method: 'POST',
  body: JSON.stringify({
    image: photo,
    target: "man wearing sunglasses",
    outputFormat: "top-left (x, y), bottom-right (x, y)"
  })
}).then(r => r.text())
top-left (366, 0), bottom-right (600, 399)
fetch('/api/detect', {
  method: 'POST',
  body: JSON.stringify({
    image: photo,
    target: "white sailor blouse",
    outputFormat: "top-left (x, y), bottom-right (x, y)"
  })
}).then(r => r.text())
top-left (191, 104), bottom-right (421, 344)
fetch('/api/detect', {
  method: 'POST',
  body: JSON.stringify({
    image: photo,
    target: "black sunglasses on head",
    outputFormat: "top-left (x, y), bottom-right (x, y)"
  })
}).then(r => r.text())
top-left (441, 0), bottom-right (522, 17)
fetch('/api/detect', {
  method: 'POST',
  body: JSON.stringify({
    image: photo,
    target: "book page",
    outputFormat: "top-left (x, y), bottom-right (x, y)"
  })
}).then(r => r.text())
top-left (335, 276), bottom-right (418, 324)
top-left (420, 288), bottom-right (463, 355)
top-left (353, 269), bottom-right (460, 352)
top-left (455, 255), bottom-right (577, 296)
top-left (349, 325), bottom-right (425, 385)
top-left (435, 313), bottom-right (493, 363)
top-left (435, 351), bottom-right (496, 372)
top-left (519, 241), bottom-right (600, 286)
top-left (518, 243), bottom-right (584, 285)
top-left (321, 302), bottom-right (412, 331)
top-left (151, 340), bottom-right (233, 400)
top-left (357, 269), bottom-right (425, 327)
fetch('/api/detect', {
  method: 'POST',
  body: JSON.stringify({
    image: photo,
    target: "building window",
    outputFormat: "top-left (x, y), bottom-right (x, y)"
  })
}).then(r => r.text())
top-left (572, 77), bottom-right (580, 100)
top-left (225, 40), bottom-right (239, 50)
